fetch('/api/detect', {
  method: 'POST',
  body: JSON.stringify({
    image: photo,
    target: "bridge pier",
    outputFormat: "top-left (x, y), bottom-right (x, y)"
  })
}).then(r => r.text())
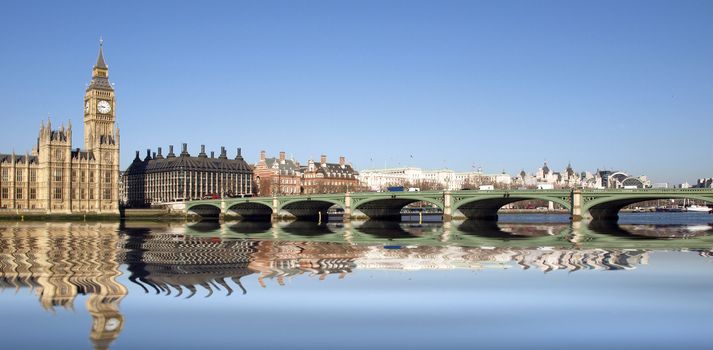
top-left (443, 191), bottom-right (452, 222)
top-left (344, 193), bottom-right (352, 223)
top-left (571, 189), bottom-right (583, 222)
top-left (271, 196), bottom-right (279, 223)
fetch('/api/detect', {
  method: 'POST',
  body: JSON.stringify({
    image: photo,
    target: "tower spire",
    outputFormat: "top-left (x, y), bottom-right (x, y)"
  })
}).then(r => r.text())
top-left (96, 37), bottom-right (107, 69)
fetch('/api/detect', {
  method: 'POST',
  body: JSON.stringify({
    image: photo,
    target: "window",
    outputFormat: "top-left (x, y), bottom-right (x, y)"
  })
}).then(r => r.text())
top-left (104, 171), bottom-right (111, 183)
top-left (89, 189), bottom-right (95, 200)
top-left (29, 188), bottom-right (36, 200)
top-left (72, 170), bottom-right (77, 182)
top-left (89, 171), bottom-right (95, 183)
top-left (55, 149), bottom-right (63, 161)
top-left (1, 187), bottom-right (8, 199)
top-left (15, 188), bottom-right (22, 199)
top-left (15, 170), bottom-right (23, 182)
top-left (103, 188), bottom-right (111, 200)
top-left (53, 169), bottom-right (62, 182)
top-left (1, 169), bottom-right (7, 181)
top-left (53, 187), bottom-right (62, 200)
top-left (81, 189), bottom-right (86, 200)
top-left (29, 169), bottom-right (37, 182)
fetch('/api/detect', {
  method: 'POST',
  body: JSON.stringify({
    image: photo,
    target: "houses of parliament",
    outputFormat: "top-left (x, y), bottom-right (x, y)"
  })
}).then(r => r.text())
top-left (0, 41), bottom-right (120, 213)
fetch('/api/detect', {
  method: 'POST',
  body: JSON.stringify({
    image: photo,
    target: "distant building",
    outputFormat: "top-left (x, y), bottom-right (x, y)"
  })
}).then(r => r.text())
top-left (122, 144), bottom-right (252, 207)
top-left (301, 155), bottom-right (360, 194)
top-left (358, 167), bottom-right (511, 191)
top-left (252, 152), bottom-right (359, 196)
top-left (695, 178), bottom-right (713, 188)
top-left (253, 151), bottom-right (302, 196)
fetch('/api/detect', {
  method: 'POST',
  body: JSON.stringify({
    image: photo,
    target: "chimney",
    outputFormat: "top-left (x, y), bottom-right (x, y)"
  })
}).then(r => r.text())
top-left (236, 148), bottom-right (243, 160)
top-left (145, 149), bottom-right (151, 161)
top-left (210, 151), bottom-right (214, 158)
top-left (339, 156), bottom-right (345, 167)
top-left (260, 150), bottom-right (266, 161)
top-left (134, 150), bottom-right (140, 160)
top-left (155, 147), bottom-right (164, 159)
top-left (181, 143), bottom-right (189, 157)
top-left (219, 146), bottom-right (227, 159)
top-left (279, 151), bottom-right (286, 162)
top-left (320, 154), bottom-right (327, 164)
top-left (198, 145), bottom-right (207, 158)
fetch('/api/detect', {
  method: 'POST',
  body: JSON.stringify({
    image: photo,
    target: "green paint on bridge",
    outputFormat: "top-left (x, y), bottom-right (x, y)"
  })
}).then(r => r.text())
top-left (184, 188), bottom-right (713, 223)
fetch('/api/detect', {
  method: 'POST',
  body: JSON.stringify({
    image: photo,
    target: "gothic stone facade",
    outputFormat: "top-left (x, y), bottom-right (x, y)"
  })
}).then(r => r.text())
top-left (0, 43), bottom-right (120, 213)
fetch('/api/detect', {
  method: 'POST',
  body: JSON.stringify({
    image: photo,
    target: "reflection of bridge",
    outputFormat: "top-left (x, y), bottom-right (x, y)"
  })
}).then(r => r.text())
top-left (185, 188), bottom-right (713, 222)
top-left (3, 221), bottom-right (713, 349)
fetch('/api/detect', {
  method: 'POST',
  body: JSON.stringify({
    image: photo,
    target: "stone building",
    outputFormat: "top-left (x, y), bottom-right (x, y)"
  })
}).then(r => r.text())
top-left (253, 150), bottom-right (303, 196)
top-left (301, 154), bottom-right (360, 194)
top-left (0, 41), bottom-right (120, 213)
top-left (253, 152), bottom-right (360, 196)
top-left (122, 144), bottom-right (253, 207)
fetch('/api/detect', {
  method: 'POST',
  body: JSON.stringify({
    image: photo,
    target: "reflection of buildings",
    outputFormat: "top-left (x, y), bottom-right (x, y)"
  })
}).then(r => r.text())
top-left (119, 226), bottom-right (655, 298)
top-left (0, 223), bottom-right (127, 350)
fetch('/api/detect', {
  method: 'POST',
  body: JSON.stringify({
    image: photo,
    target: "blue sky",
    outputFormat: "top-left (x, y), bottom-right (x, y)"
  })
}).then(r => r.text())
top-left (0, 0), bottom-right (711, 184)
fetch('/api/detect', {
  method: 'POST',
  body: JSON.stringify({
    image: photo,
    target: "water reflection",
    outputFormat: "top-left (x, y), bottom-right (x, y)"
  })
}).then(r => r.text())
top-left (0, 223), bottom-right (126, 350)
top-left (281, 221), bottom-right (335, 236)
top-left (2, 219), bottom-right (713, 349)
top-left (228, 221), bottom-right (272, 234)
top-left (354, 220), bottom-right (424, 239)
top-left (588, 220), bottom-right (713, 239)
top-left (458, 220), bottom-right (566, 238)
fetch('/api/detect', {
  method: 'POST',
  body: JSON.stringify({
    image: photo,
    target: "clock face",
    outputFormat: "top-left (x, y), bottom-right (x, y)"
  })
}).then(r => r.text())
top-left (97, 100), bottom-right (111, 114)
top-left (84, 101), bottom-right (89, 113)
top-left (104, 318), bottom-right (121, 332)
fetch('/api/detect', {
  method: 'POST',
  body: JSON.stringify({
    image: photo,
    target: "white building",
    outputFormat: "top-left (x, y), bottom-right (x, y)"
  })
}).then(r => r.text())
top-left (359, 167), bottom-right (511, 191)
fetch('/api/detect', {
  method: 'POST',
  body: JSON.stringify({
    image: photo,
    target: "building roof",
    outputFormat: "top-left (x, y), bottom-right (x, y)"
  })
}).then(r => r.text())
top-left (87, 41), bottom-right (113, 91)
top-left (0, 154), bottom-right (39, 165)
top-left (263, 157), bottom-right (301, 175)
top-left (96, 40), bottom-right (108, 69)
top-left (72, 150), bottom-right (96, 161)
top-left (303, 162), bottom-right (358, 178)
top-left (125, 150), bottom-right (252, 175)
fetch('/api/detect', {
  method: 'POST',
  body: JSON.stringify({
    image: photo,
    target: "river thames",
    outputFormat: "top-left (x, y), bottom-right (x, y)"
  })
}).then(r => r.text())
top-left (1, 213), bottom-right (713, 349)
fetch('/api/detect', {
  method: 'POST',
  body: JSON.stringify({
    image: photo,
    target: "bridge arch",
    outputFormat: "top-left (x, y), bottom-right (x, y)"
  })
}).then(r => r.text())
top-left (453, 192), bottom-right (572, 221)
top-left (227, 202), bottom-right (274, 221)
top-left (278, 198), bottom-right (344, 221)
top-left (353, 195), bottom-right (444, 221)
top-left (186, 203), bottom-right (222, 219)
top-left (582, 191), bottom-right (713, 221)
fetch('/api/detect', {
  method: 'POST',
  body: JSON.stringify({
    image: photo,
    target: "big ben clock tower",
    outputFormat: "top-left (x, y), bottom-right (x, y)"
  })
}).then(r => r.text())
top-left (82, 39), bottom-right (120, 213)
top-left (84, 38), bottom-right (117, 151)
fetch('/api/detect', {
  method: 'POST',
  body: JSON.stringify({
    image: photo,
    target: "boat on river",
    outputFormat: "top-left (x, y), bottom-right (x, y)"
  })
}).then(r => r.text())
top-left (686, 204), bottom-right (712, 213)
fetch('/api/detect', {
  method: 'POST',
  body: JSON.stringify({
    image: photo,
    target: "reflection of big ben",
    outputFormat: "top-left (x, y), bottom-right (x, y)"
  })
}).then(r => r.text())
top-left (0, 222), bottom-right (127, 350)
top-left (87, 293), bottom-right (125, 350)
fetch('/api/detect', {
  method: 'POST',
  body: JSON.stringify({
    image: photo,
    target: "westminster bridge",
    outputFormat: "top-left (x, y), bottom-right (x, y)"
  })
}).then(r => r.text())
top-left (184, 188), bottom-right (713, 222)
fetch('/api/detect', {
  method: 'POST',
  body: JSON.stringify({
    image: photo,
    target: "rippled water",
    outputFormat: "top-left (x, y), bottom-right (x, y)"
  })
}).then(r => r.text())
top-left (1, 213), bottom-right (713, 350)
